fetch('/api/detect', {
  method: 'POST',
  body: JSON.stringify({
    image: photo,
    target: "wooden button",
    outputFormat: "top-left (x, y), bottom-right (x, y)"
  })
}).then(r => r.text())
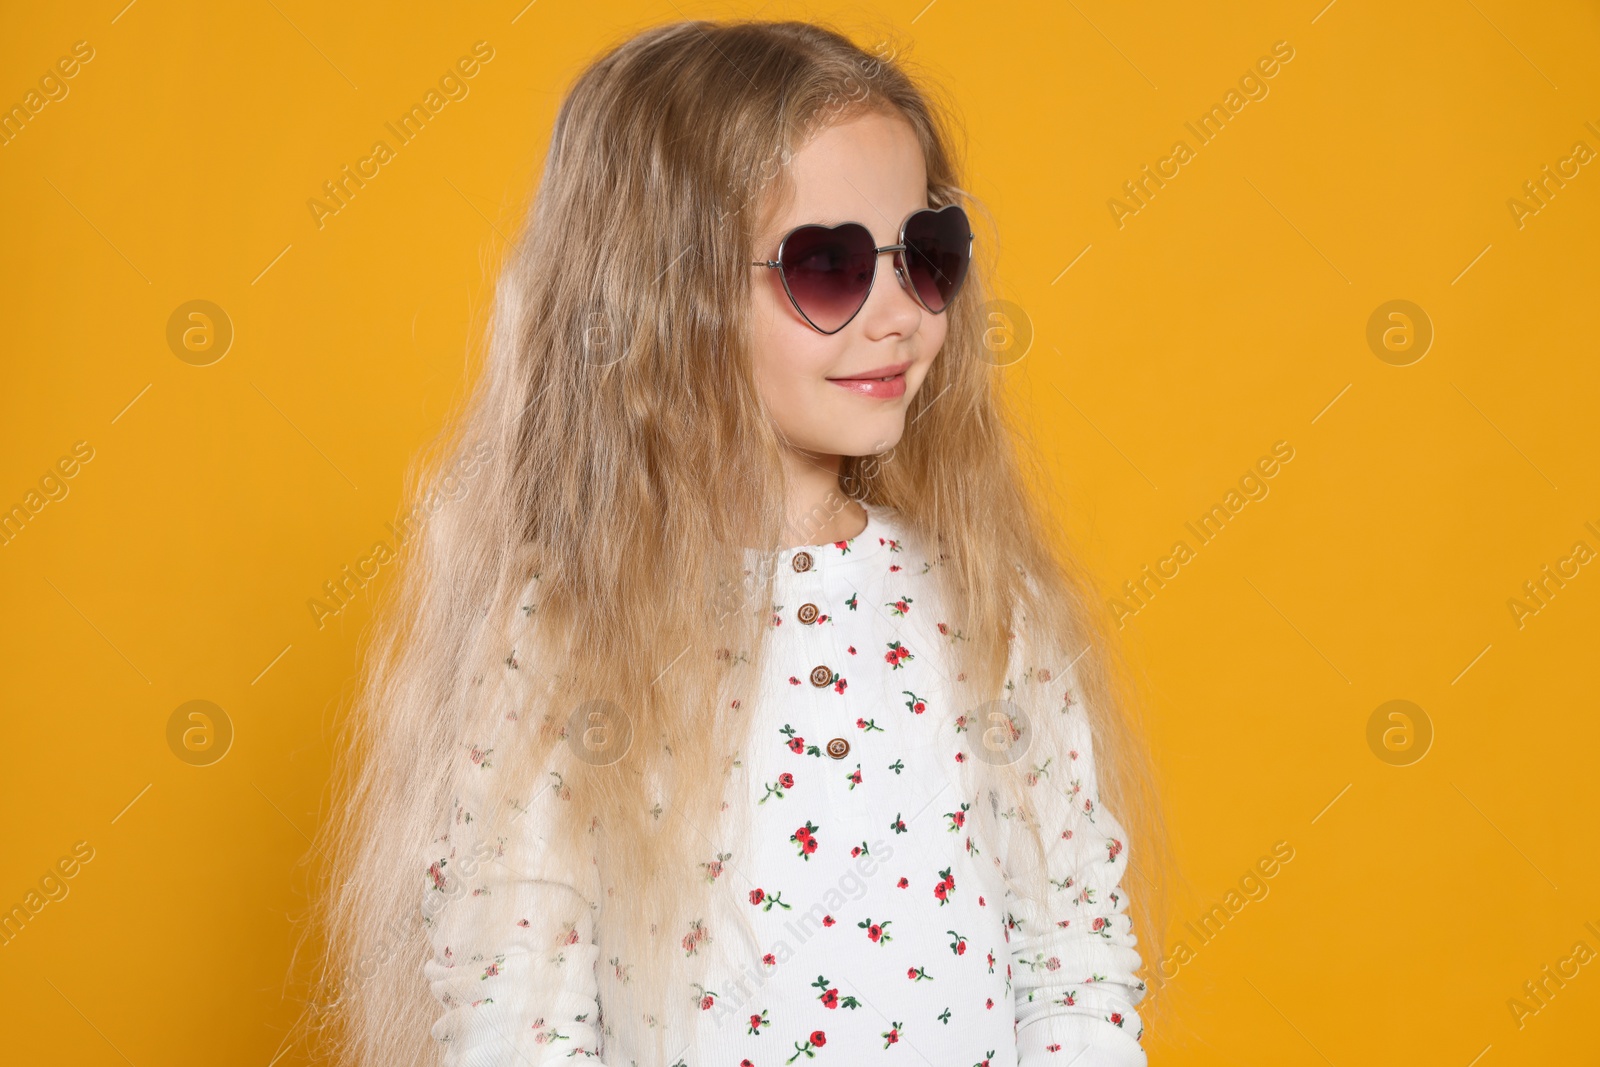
top-left (791, 551), bottom-right (813, 573)
top-left (825, 737), bottom-right (850, 759)
top-left (808, 665), bottom-right (833, 688)
top-left (797, 602), bottom-right (819, 624)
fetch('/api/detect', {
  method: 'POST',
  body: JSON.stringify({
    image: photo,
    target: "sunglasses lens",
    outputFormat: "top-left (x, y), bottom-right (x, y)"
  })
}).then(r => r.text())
top-left (901, 205), bottom-right (972, 313)
top-left (777, 223), bottom-right (877, 333)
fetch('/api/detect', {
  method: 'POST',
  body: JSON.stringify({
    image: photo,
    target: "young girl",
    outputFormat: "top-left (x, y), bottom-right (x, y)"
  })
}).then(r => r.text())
top-left (298, 18), bottom-right (1171, 1067)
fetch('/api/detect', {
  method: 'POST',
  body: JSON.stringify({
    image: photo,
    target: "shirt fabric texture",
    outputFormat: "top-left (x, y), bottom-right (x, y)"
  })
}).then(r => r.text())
top-left (422, 501), bottom-right (1150, 1066)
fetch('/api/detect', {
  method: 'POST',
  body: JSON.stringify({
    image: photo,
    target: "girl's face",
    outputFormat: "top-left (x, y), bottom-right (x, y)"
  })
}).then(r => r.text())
top-left (749, 109), bottom-right (948, 463)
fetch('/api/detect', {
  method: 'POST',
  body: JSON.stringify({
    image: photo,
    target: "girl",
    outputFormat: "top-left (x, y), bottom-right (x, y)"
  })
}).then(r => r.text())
top-left (297, 18), bottom-right (1172, 1067)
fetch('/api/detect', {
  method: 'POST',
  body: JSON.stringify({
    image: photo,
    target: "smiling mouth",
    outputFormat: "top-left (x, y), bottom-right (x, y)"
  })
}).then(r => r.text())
top-left (826, 360), bottom-right (912, 384)
top-left (825, 366), bottom-right (909, 399)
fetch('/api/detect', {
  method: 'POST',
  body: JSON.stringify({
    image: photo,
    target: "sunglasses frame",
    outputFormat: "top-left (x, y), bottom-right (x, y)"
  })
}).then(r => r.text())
top-left (751, 204), bottom-right (975, 335)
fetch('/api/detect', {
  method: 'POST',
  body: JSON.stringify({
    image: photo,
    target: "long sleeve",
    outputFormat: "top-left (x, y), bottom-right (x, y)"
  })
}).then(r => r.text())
top-left (1003, 664), bottom-right (1149, 1066)
top-left (420, 665), bottom-right (610, 1065)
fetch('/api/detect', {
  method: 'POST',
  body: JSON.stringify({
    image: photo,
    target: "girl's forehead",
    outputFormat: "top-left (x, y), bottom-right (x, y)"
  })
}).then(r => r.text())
top-left (755, 114), bottom-right (929, 243)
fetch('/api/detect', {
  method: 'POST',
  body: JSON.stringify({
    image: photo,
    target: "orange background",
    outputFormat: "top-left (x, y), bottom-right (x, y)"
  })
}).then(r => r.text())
top-left (2, 1), bottom-right (1597, 1063)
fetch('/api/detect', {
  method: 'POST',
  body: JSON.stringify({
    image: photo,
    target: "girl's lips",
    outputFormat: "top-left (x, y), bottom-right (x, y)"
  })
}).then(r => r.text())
top-left (827, 372), bottom-right (906, 399)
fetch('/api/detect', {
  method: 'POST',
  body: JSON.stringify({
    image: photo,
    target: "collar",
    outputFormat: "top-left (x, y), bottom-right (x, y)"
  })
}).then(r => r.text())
top-left (743, 500), bottom-right (901, 578)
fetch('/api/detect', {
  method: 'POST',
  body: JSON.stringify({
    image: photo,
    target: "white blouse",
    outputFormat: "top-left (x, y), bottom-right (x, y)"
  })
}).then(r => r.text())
top-left (422, 501), bottom-right (1149, 1066)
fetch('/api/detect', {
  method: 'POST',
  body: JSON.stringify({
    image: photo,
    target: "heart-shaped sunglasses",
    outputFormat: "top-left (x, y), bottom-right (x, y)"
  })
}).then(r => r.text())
top-left (751, 204), bottom-right (974, 334)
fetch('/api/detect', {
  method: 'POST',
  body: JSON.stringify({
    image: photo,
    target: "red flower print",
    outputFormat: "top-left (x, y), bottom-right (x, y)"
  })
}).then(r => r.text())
top-left (780, 724), bottom-right (821, 757)
top-left (1110, 1012), bottom-right (1124, 1026)
top-left (779, 772), bottom-right (794, 788)
top-left (791, 821), bottom-right (821, 860)
top-left (428, 861), bottom-right (447, 890)
top-left (933, 867), bottom-right (955, 905)
top-left (786, 1031), bottom-right (827, 1063)
top-left (809, 975), bottom-right (861, 1009)
top-left (859, 916), bottom-right (893, 943)
top-left (937, 621), bottom-right (949, 634)
top-left (881, 1022), bottom-right (903, 1047)
top-left (834, 677), bottom-right (848, 694)
top-left (1107, 837), bottom-right (1124, 860)
top-left (750, 888), bottom-right (765, 905)
top-left (788, 676), bottom-right (801, 685)
top-left (887, 595), bottom-right (913, 616)
top-left (748, 1008), bottom-right (769, 1034)
top-left (763, 953), bottom-right (776, 966)
top-left (897, 877), bottom-right (909, 888)
top-left (681, 919), bottom-right (709, 956)
top-left (884, 640), bottom-right (913, 668)
top-left (822, 914), bottom-right (835, 926)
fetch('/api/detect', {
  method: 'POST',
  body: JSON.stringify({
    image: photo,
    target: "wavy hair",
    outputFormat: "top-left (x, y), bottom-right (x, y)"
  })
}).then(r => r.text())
top-left (286, 17), bottom-right (1177, 1066)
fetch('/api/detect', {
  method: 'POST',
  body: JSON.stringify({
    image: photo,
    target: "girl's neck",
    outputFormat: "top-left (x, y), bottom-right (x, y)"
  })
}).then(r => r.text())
top-left (778, 447), bottom-right (869, 549)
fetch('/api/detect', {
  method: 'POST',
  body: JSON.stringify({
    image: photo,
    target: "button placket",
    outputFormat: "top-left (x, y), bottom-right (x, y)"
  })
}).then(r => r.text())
top-left (814, 561), bottom-right (877, 844)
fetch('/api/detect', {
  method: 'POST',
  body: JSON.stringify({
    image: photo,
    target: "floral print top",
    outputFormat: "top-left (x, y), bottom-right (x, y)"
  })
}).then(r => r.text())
top-left (422, 502), bottom-right (1149, 1066)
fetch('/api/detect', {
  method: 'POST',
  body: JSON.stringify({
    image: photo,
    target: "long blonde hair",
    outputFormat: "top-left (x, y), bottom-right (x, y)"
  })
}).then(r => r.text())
top-left (287, 17), bottom-right (1176, 1066)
